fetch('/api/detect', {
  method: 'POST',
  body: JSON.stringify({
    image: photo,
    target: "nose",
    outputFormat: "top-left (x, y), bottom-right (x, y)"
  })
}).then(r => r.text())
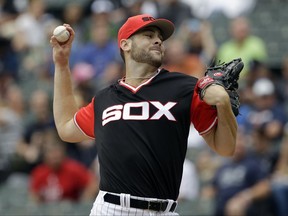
top-left (154, 37), bottom-right (162, 46)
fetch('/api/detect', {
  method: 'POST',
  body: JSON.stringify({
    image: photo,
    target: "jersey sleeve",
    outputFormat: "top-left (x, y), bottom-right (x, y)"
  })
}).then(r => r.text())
top-left (190, 91), bottom-right (217, 135)
top-left (74, 97), bottom-right (95, 139)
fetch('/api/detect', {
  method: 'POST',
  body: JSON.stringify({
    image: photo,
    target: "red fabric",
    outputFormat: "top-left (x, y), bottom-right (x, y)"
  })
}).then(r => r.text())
top-left (74, 98), bottom-right (95, 138)
top-left (30, 159), bottom-right (93, 202)
top-left (190, 90), bottom-right (218, 135)
top-left (196, 76), bottom-right (215, 90)
top-left (117, 14), bottom-right (174, 47)
top-left (75, 92), bottom-right (217, 137)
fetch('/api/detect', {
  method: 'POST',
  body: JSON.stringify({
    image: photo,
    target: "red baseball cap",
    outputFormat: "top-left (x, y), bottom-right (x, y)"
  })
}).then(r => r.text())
top-left (118, 14), bottom-right (175, 48)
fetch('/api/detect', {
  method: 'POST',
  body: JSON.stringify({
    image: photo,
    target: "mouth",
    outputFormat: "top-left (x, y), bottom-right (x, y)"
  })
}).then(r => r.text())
top-left (150, 45), bottom-right (162, 52)
top-left (152, 50), bottom-right (161, 54)
top-left (150, 48), bottom-right (162, 54)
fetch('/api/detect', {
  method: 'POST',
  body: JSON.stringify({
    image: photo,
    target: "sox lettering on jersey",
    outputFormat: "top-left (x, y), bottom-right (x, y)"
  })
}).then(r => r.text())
top-left (102, 101), bottom-right (177, 126)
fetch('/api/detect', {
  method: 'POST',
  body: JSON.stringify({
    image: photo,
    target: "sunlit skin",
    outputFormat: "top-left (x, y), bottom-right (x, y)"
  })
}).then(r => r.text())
top-left (129, 27), bottom-right (165, 68)
top-left (50, 23), bottom-right (237, 155)
top-left (118, 27), bottom-right (168, 87)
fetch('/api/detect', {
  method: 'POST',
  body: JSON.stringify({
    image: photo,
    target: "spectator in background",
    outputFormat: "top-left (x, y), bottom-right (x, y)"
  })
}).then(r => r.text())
top-left (182, 0), bottom-right (256, 20)
top-left (176, 157), bottom-right (201, 215)
top-left (0, 0), bottom-right (20, 46)
top-left (121, 0), bottom-right (147, 17)
top-left (12, 2), bottom-right (58, 98)
top-left (196, 149), bottom-right (221, 192)
top-left (236, 62), bottom-right (276, 129)
top-left (205, 129), bottom-right (271, 216)
top-left (216, 16), bottom-right (267, 79)
top-left (250, 124), bottom-right (279, 176)
top-left (61, 2), bottom-right (87, 41)
top-left (75, 14), bottom-right (122, 89)
top-left (120, 0), bottom-right (159, 18)
top-left (158, 0), bottom-right (193, 28)
top-left (61, 3), bottom-right (88, 68)
top-left (240, 78), bottom-right (286, 145)
top-left (14, 0), bottom-right (54, 48)
top-left (163, 38), bottom-right (206, 78)
top-left (14, 89), bottom-right (54, 174)
top-left (90, 0), bottom-right (115, 18)
top-left (89, 0), bottom-right (124, 40)
top-left (72, 62), bottom-right (99, 95)
top-left (245, 60), bottom-right (272, 88)
top-left (0, 84), bottom-right (24, 184)
top-left (65, 74), bottom-right (98, 168)
top-left (178, 158), bottom-right (199, 201)
top-left (270, 123), bottom-right (288, 216)
top-left (0, 36), bottom-right (19, 82)
top-left (0, 0), bottom-right (18, 24)
top-left (276, 55), bottom-right (288, 115)
top-left (139, 0), bottom-right (159, 18)
top-left (238, 123), bottom-right (280, 216)
top-left (165, 18), bottom-right (217, 78)
top-left (97, 0), bottom-right (160, 38)
top-left (30, 129), bottom-right (98, 203)
top-left (178, 18), bottom-right (216, 66)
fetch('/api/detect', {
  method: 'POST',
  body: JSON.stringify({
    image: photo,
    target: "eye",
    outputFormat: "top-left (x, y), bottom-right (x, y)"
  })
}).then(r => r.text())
top-left (144, 34), bottom-right (153, 38)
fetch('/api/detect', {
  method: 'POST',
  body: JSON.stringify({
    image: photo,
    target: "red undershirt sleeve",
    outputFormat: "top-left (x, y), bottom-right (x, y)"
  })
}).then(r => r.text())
top-left (190, 91), bottom-right (218, 135)
top-left (74, 97), bottom-right (95, 139)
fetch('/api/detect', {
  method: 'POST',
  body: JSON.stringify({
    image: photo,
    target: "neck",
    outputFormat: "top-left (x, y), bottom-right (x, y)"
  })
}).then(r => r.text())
top-left (124, 62), bottom-right (159, 87)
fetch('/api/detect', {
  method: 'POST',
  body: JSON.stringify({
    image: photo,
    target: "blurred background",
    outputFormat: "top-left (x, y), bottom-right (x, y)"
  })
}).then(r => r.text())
top-left (1, 0), bottom-right (288, 215)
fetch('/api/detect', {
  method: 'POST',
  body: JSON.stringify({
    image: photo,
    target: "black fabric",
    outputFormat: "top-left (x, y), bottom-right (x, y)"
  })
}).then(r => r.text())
top-left (94, 69), bottom-right (198, 200)
top-left (104, 193), bottom-right (177, 212)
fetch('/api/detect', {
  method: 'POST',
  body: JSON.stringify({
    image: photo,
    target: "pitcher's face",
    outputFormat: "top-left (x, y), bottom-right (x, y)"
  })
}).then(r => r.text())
top-left (130, 27), bottom-right (165, 67)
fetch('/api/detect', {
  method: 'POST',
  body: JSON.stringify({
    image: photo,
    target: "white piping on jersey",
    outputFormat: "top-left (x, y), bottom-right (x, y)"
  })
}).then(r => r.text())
top-left (119, 68), bottom-right (161, 93)
top-left (199, 117), bottom-right (218, 135)
top-left (73, 112), bottom-right (95, 139)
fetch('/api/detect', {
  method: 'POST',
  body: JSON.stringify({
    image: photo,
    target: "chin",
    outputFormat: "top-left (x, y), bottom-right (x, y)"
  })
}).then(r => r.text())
top-left (151, 56), bottom-right (163, 66)
top-left (150, 60), bottom-right (162, 68)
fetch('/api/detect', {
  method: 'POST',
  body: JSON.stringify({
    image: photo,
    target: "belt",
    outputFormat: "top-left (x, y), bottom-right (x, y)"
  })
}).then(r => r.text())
top-left (103, 193), bottom-right (177, 212)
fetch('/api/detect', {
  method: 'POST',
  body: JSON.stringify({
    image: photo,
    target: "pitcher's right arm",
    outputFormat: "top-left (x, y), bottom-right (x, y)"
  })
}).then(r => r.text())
top-left (50, 24), bottom-right (90, 142)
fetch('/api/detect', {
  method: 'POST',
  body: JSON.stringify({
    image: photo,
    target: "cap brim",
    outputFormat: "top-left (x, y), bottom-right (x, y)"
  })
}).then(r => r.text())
top-left (137, 19), bottom-right (175, 41)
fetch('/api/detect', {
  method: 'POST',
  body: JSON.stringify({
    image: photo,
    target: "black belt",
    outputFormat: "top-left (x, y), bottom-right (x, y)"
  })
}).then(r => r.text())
top-left (103, 193), bottom-right (177, 212)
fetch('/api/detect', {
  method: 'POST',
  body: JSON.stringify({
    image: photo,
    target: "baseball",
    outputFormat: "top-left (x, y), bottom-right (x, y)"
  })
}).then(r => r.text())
top-left (53, 25), bottom-right (70, 43)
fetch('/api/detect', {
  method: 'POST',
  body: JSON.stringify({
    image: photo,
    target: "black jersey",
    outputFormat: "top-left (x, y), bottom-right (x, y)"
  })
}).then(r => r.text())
top-left (75, 68), bottom-right (217, 200)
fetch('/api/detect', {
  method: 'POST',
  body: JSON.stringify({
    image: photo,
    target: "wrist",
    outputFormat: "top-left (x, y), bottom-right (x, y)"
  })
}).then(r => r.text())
top-left (196, 76), bottom-right (216, 100)
top-left (215, 94), bottom-right (230, 106)
top-left (55, 63), bottom-right (70, 72)
top-left (207, 85), bottom-right (229, 105)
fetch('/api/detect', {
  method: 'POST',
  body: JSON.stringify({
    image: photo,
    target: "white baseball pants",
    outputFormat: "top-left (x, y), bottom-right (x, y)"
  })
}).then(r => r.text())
top-left (89, 190), bottom-right (179, 216)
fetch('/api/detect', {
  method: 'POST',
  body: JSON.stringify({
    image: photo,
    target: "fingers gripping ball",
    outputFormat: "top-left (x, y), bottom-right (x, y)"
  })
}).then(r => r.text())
top-left (53, 26), bottom-right (70, 43)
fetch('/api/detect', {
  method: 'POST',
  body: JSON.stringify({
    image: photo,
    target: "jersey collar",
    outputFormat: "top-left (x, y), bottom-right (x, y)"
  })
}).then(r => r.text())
top-left (119, 68), bottom-right (161, 93)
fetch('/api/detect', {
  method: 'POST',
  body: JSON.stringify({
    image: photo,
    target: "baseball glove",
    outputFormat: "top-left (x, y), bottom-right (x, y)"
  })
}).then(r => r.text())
top-left (196, 58), bottom-right (244, 116)
top-left (228, 90), bottom-right (240, 116)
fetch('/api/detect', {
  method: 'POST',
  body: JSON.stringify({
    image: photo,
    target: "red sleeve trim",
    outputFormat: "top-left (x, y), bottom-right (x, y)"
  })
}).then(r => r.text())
top-left (74, 113), bottom-right (95, 139)
top-left (199, 117), bottom-right (218, 135)
top-left (73, 98), bottom-right (95, 139)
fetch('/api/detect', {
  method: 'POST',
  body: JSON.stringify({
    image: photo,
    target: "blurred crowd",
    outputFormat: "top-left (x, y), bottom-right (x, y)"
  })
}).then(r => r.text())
top-left (0, 0), bottom-right (288, 215)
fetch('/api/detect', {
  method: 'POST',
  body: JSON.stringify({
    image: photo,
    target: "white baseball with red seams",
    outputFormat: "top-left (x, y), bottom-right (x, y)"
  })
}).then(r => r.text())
top-left (53, 25), bottom-right (70, 43)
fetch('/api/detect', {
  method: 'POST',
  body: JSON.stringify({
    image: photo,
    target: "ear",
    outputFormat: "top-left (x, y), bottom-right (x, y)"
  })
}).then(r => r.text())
top-left (120, 39), bottom-right (131, 52)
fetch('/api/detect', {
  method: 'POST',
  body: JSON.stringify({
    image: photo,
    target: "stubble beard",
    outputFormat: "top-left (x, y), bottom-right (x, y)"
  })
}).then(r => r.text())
top-left (130, 42), bottom-right (163, 68)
